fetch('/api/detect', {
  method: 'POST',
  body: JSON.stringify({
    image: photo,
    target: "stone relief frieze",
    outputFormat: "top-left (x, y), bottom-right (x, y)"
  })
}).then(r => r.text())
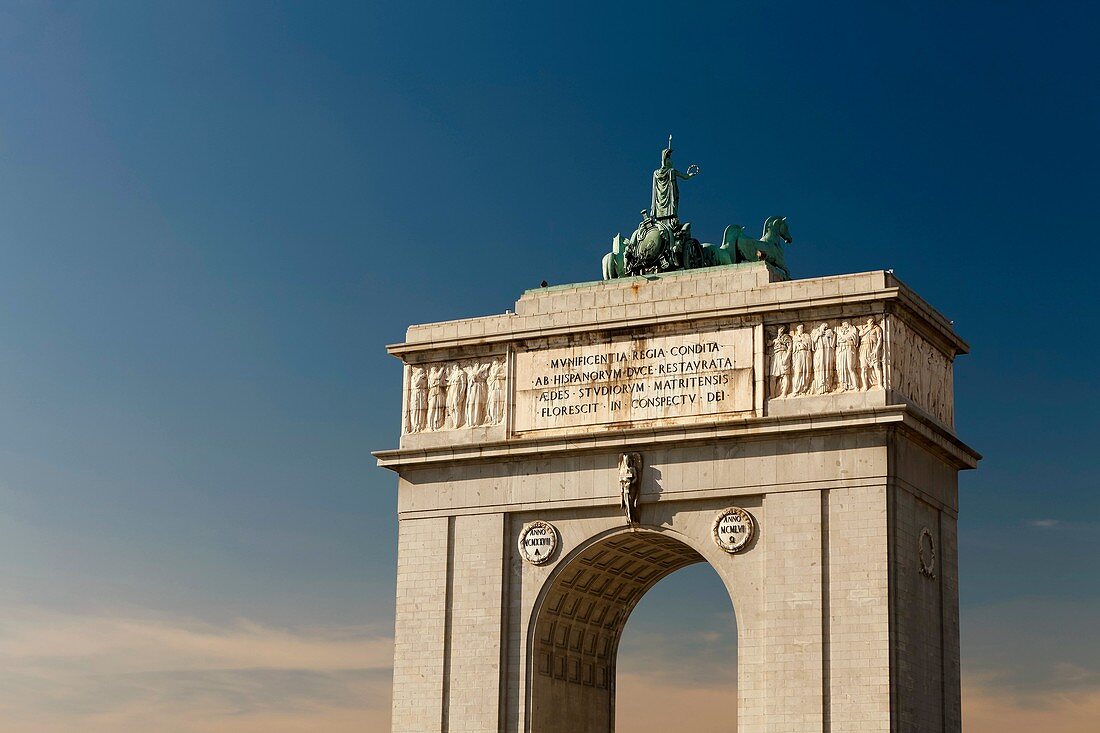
top-left (889, 317), bottom-right (953, 427)
top-left (404, 357), bottom-right (507, 434)
top-left (769, 317), bottom-right (885, 399)
top-left (767, 315), bottom-right (954, 426)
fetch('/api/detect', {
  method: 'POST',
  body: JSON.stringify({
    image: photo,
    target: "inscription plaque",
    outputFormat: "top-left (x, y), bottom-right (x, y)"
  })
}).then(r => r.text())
top-left (514, 328), bottom-right (754, 433)
top-left (712, 507), bottom-right (755, 553)
top-left (519, 521), bottom-right (559, 565)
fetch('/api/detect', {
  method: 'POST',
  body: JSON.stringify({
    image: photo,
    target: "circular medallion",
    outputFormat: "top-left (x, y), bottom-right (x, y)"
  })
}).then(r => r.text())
top-left (518, 521), bottom-right (559, 565)
top-left (918, 527), bottom-right (936, 579)
top-left (712, 507), bottom-right (756, 554)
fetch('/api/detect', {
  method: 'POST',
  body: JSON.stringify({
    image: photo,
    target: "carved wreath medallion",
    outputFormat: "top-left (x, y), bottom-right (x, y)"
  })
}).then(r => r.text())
top-left (518, 521), bottom-right (559, 566)
top-left (712, 507), bottom-right (756, 554)
top-left (918, 527), bottom-right (936, 579)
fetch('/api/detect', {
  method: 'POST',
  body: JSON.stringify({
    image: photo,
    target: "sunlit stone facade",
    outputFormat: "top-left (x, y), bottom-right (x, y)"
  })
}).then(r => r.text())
top-left (376, 262), bottom-right (978, 732)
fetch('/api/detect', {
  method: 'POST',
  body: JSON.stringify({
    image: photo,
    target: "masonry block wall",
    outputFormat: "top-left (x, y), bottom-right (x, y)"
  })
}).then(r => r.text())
top-left (388, 437), bottom-right (968, 732)
top-left (763, 491), bottom-right (825, 731)
top-left (826, 485), bottom-right (892, 731)
top-left (889, 434), bottom-right (962, 733)
top-left (391, 517), bottom-right (448, 733)
top-left (446, 513), bottom-right (506, 731)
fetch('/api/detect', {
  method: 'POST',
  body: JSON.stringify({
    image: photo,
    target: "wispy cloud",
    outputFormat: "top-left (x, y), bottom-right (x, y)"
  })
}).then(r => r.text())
top-left (963, 597), bottom-right (1100, 699)
top-left (1030, 518), bottom-right (1062, 528)
top-left (4, 597), bottom-right (1099, 732)
top-left (0, 607), bottom-right (393, 732)
top-left (964, 681), bottom-right (1100, 733)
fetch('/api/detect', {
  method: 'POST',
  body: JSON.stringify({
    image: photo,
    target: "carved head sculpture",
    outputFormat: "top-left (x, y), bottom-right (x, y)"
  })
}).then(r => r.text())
top-left (618, 453), bottom-right (636, 485)
top-left (795, 323), bottom-right (805, 335)
top-left (865, 317), bottom-right (876, 327)
top-left (661, 147), bottom-right (673, 168)
top-left (777, 325), bottom-right (787, 336)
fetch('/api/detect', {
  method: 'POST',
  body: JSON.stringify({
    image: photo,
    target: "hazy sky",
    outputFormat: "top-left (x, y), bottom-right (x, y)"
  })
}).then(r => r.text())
top-left (0, 2), bottom-right (1097, 731)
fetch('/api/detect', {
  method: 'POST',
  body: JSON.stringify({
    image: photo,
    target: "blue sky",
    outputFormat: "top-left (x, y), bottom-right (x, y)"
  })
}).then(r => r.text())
top-left (0, 2), bottom-right (1097, 731)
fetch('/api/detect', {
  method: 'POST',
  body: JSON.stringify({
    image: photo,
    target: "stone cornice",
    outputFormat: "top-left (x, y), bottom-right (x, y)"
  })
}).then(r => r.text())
top-left (373, 403), bottom-right (980, 474)
top-left (385, 268), bottom-right (969, 361)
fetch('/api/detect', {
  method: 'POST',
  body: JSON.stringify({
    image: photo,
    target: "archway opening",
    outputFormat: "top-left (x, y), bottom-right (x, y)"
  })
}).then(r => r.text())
top-left (616, 561), bottom-right (737, 731)
top-left (528, 529), bottom-right (737, 732)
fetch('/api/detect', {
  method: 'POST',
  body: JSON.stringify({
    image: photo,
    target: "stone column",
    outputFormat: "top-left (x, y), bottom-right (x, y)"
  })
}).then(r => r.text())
top-left (391, 517), bottom-right (449, 733)
top-left (763, 490), bottom-right (825, 732)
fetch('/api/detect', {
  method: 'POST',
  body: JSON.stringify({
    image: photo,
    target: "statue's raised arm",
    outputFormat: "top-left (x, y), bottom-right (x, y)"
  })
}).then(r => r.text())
top-left (676, 163), bottom-right (700, 181)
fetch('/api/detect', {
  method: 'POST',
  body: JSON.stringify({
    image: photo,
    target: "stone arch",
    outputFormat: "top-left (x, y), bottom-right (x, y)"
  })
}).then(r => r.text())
top-left (527, 526), bottom-right (735, 732)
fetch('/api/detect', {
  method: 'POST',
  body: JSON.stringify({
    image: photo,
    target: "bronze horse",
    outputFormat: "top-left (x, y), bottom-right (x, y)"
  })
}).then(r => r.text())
top-left (602, 215), bottom-right (793, 280)
top-left (699, 216), bottom-right (793, 279)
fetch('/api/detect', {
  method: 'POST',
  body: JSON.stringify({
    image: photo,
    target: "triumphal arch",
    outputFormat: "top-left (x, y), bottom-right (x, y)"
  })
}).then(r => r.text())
top-left (376, 144), bottom-right (979, 732)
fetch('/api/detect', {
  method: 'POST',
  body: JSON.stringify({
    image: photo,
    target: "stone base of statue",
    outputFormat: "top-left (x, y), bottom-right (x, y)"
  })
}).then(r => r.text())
top-left (377, 262), bottom-right (978, 733)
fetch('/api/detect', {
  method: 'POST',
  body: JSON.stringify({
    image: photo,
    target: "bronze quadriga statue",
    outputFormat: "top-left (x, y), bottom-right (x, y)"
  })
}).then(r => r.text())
top-left (602, 140), bottom-right (794, 280)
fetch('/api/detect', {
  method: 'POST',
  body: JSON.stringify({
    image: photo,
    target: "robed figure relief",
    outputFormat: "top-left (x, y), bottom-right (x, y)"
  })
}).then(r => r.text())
top-left (446, 364), bottom-right (467, 430)
top-left (427, 366), bottom-right (447, 431)
top-left (770, 326), bottom-right (793, 398)
top-left (464, 362), bottom-right (490, 427)
top-left (859, 317), bottom-right (885, 389)
top-left (487, 359), bottom-right (506, 426)
top-left (836, 320), bottom-right (861, 391)
top-left (407, 367), bottom-right (428, 433)
top-left (811, 322), bottom-right (837, 394)
top-left (790, 324), bottom-right (814, 396)
top-left (426, 363), bottom-right (448, 429)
